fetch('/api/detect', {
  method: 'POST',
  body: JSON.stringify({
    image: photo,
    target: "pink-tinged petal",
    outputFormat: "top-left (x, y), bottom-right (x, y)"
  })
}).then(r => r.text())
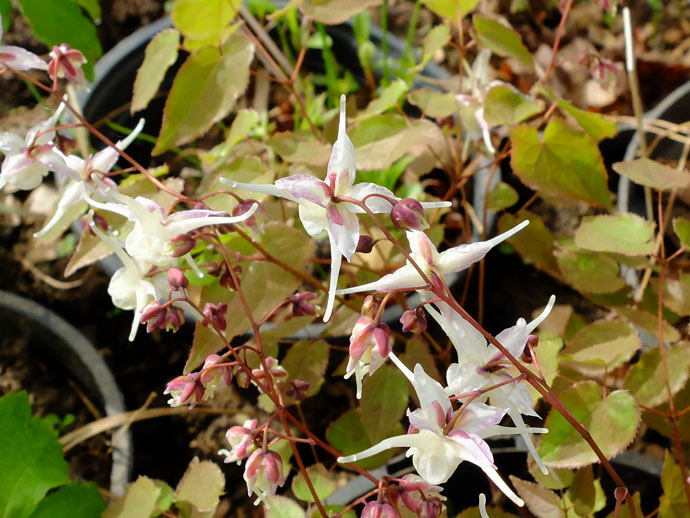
top-left (0, 45), bottom-right (48, 71)
top-left (166, 204), bottom-right (259, 235)
top-left (437, 220), bottom-right (529, 274)
top-left (297, 202), bottom-right (327, 236)
top-left (275, 174), bottom-right (331, 206)
top-left (347, 182), bottom-right (396, 213)
top-left (495, 319), bottom-right (529, 358)
top-left (336, 264), bottom-right (423, 295)
top-left (412, 364), bottom-right (452, 420)
top-left (322, 233), bottom-right (342, 322)
top-left (337, 430), bottom-right (432, 464)
top-left (328, 96), bottom-right (356, 194)
top-left (35, 149), bottom-right (81, 180)
top-left (406, 230), bottom-right (439, 266)
top-left (91, 118), bottom-right (145, 173)
top-left (456, 402), bottom-right (507, 435)
top-left (327, 204), bottom-right (359, 261)
top-left (327, 203), bottom-right (343, 225)
top-left (445, 361), bottom-right (485, 396)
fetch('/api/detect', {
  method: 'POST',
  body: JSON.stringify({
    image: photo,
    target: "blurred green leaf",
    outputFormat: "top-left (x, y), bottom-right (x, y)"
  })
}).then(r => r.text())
top-left (268, 131), bottom-right (332, 166)
top-left (358, 80), bottom-right (408, 120)
top-left (509, 476), bottom-right (563, 518)
top-left (291, 463), bottom-right (335, 503)
top-left (154, 33), bottom-right (253, 154)
top-left (102, 477), bottom-right (160, 518)
top-left (422, 0), bottom-right (479, 22)
top-left (421, 24), bottom-right (450, 64)
top-left (575, 213), bottom-right (654, 256)
top-left (356, 156), bottom-right (411, 191)
top-left (510, 120), bottom-right (611, 208)
top-left (624, 342), bottom-right (690, 408)
top-left (556, 100), bottom-right (616, 143)
top-left (132, 28), bottom-right (180, 114)
top-left (673, 217), bottom-right (690, 249)
top-left (605, 492), bottom-right (642, 518)
top-left (29, 484), bottom-right (105, 518)
top-left (660, 451), bottom-right (688, 518)
top-left (483, 85), bottom-right (543, 126)
top-left (613, 158), bottom-right (690, 190)
top-left (16, 0), bottom-right (101, 80)
top-left (561, 320), bottom-right (640, 377)
top-left (172, 0), bottom-right (240, 49)
top-left (175, 458), bottom-right (224, 518)
top-left (151, 480), bottom-right (174, 518)
top-left (0, 392), bottom-right (71, 518)
top-left (567, 466), bottom-right (595, 517)
top-left (301, 0), bottom-right (382, 25)
top-left (265, 496), bottom-right (305, 518)
top-left (556, 248), bottom-right (625, 294)
top-left (487, 182), bottom-right (519, 211)
top-left (74, 0), bottom-right (100, 22)
top-left (617, 306), bottom-right (681, 343)
top-left (538, 381), bottom-right (639, 468)
top-left (643, 381), bottom-right (690, 442)
top-left (281, 339), bottom-right (329, 404)
top-left (407, 89), bottom-right (457, 118)
top-left (527, 455), bottom-right (573, 490)
top-left (0, 0), bottom-right (11, 32)
top-left (360, 364), bottom-right (409, 435)
top-left (472, 16), bottom-right (532, 66)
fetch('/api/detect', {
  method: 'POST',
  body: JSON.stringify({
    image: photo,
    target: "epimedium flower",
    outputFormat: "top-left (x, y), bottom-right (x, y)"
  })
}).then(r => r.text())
top-left (426, 296), bottom-right (556, 475)
top-left (219, 418), bottom-right (259, 464)
top-left (0, 103), bottom-right (74, 191)
top-left (47, 43), bottom-right (87, 85)
top-left (87, 211), bottom-right (168, 341)
top-left (83, 174), bottom-right (258, 274)
top-left (0, 16), bottom-right (48, 72)
top-left (345, 315), bottom-right (392, 398)
top-left (220, 95), bottom-right (450, 322)
top-left (336, 221), bottom-right (528, 297)
top-left (338, 356), bottom-right (544, 507)
top-left (34, 119), bottom-right (146, 239)
top-left (244, 449), bottom-right (286, 506)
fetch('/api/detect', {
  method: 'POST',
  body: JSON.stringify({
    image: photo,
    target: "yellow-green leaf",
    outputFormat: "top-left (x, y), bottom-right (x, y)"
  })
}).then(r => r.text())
top-left (422, 0), bottom-right (479, 22)
top-left (472, 16), bottom-right (532, 66)
top-left (407, 89), bottom-right (457, 118)
top-left (483, 85), bottom-right (543, 126)
top-left (498, 211), bottom-right (561, 278)
top-left (673, 217), bottom-right (690, 249)
top-left (556, 100), bottom-right (616, 143)
top-left (291, 463), bottom-right (335, 503)
top-left (574, 213), bottom-right (654, 256)
top-left (613, 158), bottom-right (690, 190)
top-left (660, 451), bottom-right (688, 518)
top-left (624, 342), bottom-right (690, 408)
top-left (301, 0), bottom-right (382, 25)
top-left (174, 458), bottom-right (224, 518)
top-left (132, 28), bottom-right (180, 114)
top-left (556, 248), bottom-right (625, 294)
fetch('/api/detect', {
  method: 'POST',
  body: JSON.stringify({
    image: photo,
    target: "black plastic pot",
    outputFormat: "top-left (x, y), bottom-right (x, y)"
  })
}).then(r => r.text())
top-left (0, 290), bottom-right (131, 496)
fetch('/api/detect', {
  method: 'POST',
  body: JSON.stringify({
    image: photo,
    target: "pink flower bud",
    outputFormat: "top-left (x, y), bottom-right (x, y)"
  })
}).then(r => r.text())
top-left (391, 199), bottom-right (429, 231)
top-left (400, 307), bottom-right (427, 334)
top-left (141, 301), bottom-right (166, 333)
top-left (203, 302), bottom-right (228, 331)
top-left (170, 233), bottom-right (196, 258)
top-left (47, 43), bottom-right (86, 85)
top-left (361, 501), bottom-right (398, 518)
top-left (360, 295), bottom-right (379, 318)
top-left (164, 373), bottom-right (204, 407)
top-left (167, 267), bottom-right (188, 291)
top-left (398, 475), bottom-right (444, 515)
top-left (356, 235), bottom-right (374, 254)
top-left (201, 354), bottom-right (233, 387)
top-left (220, 418), bottom-right (258, 464)
top-left (232, 200), bottom-right (261, 228)
top-left (251, 357), bottom-right (288, 390)
top-left (289, 292), bottom-right (317, 316)
top-left (349, 316), bottom-right (392, 362)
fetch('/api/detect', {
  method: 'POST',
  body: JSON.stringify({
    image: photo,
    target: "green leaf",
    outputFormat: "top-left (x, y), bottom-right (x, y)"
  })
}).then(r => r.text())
top-left (483, 86), bottom-right (543, 126)
top-left (407, 89), bottom-right (457, 118)
top-left (574, 214), bottom-right (654, 256)
top-left (561, 320), bottom-right (640, 377)
top-left (360, 364), bottom-right (409, 436)
top-left (486, 181), bottom-right (519, 211)
top-left (497, 211), bottom-right (561, 278)
top-left (265, 496), bottom-right (305, 518)
top-left (613, 158), bottom-right (690, 190)
top-left (567, 466), bottom-right (595, 517)
top-left (172, 0), bottom-right (239, 49)
top-left (310, 506), bottom-right (356, 518)
top-left (174, 458), bottom-right (225, 518)
top-left (281, 339), bottom-right (329, 404)
top-left (358, 80), bottom-right (408, 120)
top-left (643, 381), bottom-right (690, 441)
top-left (15, 0), bottom-right (101, 80)
top-left (616, 306), bottom-right (681, 343)
top-left (660, 451), bottom-right (688, 518)
top-left (421, 24), bottom-right (451, 65)
top-left (509, 477), bottom-right (563, 518)
top-left (132, 29), bottom-right (180, 114)
top-left (422, 0), bottom-right (479, 22)
top-left (185, 222), bottom-right (315, 372)
top-left (472, 16), bottom-right (532, 66)
top-left (102, 477), bottom-right (160, 518)
top-left (556, 248), bottom-right (625, 294)
top-left (556, 100), bottom-right (616, 143)
top-left (673, 217), bottom-right (690, 249)
top-left (154, 33), bottom-right (254, 154)
top-left (624, 342), bottom-right (690, 408)
top-left (0, 0), bottom-right (11, 32)
top-left (300, 0), bottom-right (382, 25)
top-left (28, 483), bottom-right (105, 518)
top-left (663, 272), bottom-right (690, 316)
top-left (268, 131), bottom-right (332, 166)
top-left (75, 0), bottom-right (100, 22)
top-left (510, 120), bottom-right (611, 208)
top-left (0, 392), bottom-right (71, 518)
top-left (400, 336), bottom-right (442, 384)
top-left (527, 455), bottom-right (573, 491)
top-left (291, 463), bottom-right (335, 503)
top-left (606, 492), bottom-right (643, 518)
top-left (538, 381), bottom-right (640, 468)
top-left (326, 409), bottom-right (401, 470)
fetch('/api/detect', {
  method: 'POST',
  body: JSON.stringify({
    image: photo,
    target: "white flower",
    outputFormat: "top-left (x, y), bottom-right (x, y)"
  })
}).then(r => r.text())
top-left (427, 296), bottom-right (555, 474)
top-left (0, 103), bottom-right (74, 190)
top-left (337, 221), bottom-right (528, 296)
top-left (34, 119), bottom-right (146, 239)
top-left (221, 95), bottom-right (450, 322)
top-left (338, 356), bottom-right (546, 506)
top-left (0, 18), bottom-right (48, 72)
top-left (83, 175), bottom-right (258, 273)
top-left (87, 212), bottom-right (168, 341)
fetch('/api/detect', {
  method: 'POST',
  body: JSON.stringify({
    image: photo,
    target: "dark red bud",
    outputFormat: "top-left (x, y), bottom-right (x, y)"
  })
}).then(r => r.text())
top-left (391, 198), bottom-right (429, 231)
top-left (356, 235), bottom-right (374, 254)
top-left (167, 267), bottom-right (188, 291)
top-left (400, 307), bottom-right (427, 334)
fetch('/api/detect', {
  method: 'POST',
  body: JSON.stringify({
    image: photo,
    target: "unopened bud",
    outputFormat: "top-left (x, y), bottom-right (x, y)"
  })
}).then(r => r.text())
top-left (170, 233), bottom-right (196, 258)
top-left (285, 379), bottom-right (310, 401)
top-left (391, 198), bottom-right (429, 231)
top-left (349, 316), bottom-right (392, 362)
top-left (167, 267), bottom-right (188, 291)
top-left (361, 501), bottom-right (398, 518)
top-left (164, 372), bottom-right (204, 407)
top-left (141, 301), bottom-right (166, 333)
top-left (232, 200), bottom-right (260, 228)
top-left (289, 292), bottom-right (317, 316)
top-left (165, 305), bottom-right (185, 332)
top-left (360, 295), bottom-right (379, 318)
top-left (356, 235), bottom-right (374, 254)
top-left (400, 307), bottom-right (427, 334)
top-left (203, 302), bottom-right (228, 331)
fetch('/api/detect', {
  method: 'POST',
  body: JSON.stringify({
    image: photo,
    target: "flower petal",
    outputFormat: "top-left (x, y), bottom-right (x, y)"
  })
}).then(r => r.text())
top-left (322, 232), bottom-right (343, 322)
top-left (335, 264), bottom-right (423, 295)
top-left (0, 45), bottom-right (48, 71)
top-left (275, 174), bottom-right (331, 207)
top-left (327, 204), bottom-right (359, 261)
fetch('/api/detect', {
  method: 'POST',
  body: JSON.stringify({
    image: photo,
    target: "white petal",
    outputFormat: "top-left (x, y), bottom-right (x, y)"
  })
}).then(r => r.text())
top-left (298, 202), bottom-right (327, 236)
top-left (220, 177), bottom-right (297, 202)
top-left (322, 232), bottom-right (342, 322)
top-left (412, 364), bottom-right (452, 419)
top-left (335, 264), bottom-right (423, 295)
top-left (327, 205), bottom-right (359, 261)
top-left (347, 182), bottom-right (396, 213)
top-left (275, 174), bottom-right (330, 207)
top-left (526, 295), bottom-right (556, 334)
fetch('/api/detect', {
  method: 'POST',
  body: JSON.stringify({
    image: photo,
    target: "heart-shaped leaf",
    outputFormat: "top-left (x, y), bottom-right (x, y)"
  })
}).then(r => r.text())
top-left (613, 158), bottom-right (690, 190)
top-left (624, 342), bottom-right (690, 408)
top-left (575, 213), bottom-right (654, 256)
top-left (472, 16), bottom-right (532, 66)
